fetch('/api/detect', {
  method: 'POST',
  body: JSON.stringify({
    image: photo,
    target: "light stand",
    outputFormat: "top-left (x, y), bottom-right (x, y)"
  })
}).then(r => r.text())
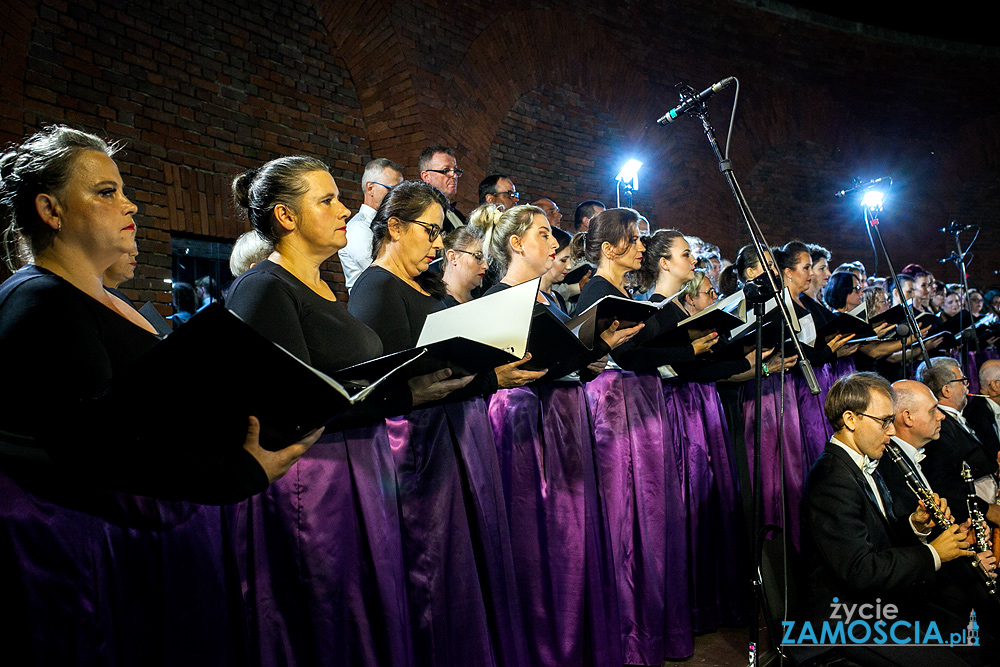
top-left (657, 79), bottom-right (819, 667)
top-left (615, 159), bottom-right (642, 208)
top-left (857, 191), bottom-right (931, 375)
top-left (943, 223), bottom-right (980, 377)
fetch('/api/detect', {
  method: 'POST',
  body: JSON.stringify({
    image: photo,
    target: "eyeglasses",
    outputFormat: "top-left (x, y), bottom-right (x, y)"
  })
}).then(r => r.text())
top-left (494, 190), bottom-right (519, 200)
top-left (401, 219), bottom-right (442, 242)
top-left (371, 182), bottom-right (395, 191)
top-left (947, 376), bottom-right (971, 386)
top-left (850, 285), bottom-right (862, 292)
top-left (698, 288), bottom-right (718, 299)
top-left (423, 168), bottom-right (464, 178)
top-left (855, 412), bottom-right (895, 430)
top-left (453, 248), bottom-right (485, 263)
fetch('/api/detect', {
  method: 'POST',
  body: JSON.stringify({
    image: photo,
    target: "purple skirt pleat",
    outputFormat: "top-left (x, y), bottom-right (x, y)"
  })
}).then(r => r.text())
top-left (0, 464), bottom-right (240, 666)
top-left (954, 350), bottom-right (980, 394)
top-left (742, 372), bottom-right (808, 551)
top-left (800, 363), bottom-right (837, 467)
top-left (487, 383), bottom-right (622, 667)
top-left (234, 426), bottom-right (412, 667)
top-left (661, 380), bottom-right (747, 632)
top-left (385, 399), bottom-right (529, 667)
top-left (585, 370), bottom-right (693, 663)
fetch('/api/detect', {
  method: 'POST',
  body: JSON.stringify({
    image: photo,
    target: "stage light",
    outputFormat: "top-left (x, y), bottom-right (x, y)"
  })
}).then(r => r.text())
top-left (616, 159), bottom-right (642, 189)
top-left (615, 159), bottom-right (642, 207)
top-left (862, 190), bottom-right (884, 209)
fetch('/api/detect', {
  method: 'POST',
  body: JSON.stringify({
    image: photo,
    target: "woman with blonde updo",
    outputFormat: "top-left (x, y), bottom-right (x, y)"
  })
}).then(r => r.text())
top-left (478, 203), bottom-right (641, 666)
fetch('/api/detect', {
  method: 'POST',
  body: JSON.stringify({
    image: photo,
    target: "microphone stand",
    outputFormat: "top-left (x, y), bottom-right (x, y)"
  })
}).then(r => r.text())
top-left (944, 227), bottom-right (978, 378)
top-left (863, 205), bottom-right (930, 374)
top-left (661, 89), bottom-right (819, 667)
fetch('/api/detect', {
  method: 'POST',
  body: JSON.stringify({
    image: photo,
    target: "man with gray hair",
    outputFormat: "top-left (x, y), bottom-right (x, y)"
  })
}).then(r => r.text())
top-left (965, 358), bottom-right (1000, 461)
top-left (917, 357), bottom-right (1000, 525)
top-left (339, 157), bottom-right (404, 292)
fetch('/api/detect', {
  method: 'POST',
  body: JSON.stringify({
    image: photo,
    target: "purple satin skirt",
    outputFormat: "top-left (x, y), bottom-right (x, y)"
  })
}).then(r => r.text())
top-left (954, 350), bottom-right (980, 394)
top-left (585, 370), bottom-right (693, 663)
top-left (487, 383), bottom-right (622, 667)
top-left (233, 426), bottom-right (412, 667)
top-left (742, 372), bottom-right (809, 551)
top-left (385, 398), bottom-right (529, 667)
top-left (0, 463), bottom-right (241, 665)
top-left (661, 380), bottom-right (746, 632)
top-left (800, 362), bottom-right (839, 467)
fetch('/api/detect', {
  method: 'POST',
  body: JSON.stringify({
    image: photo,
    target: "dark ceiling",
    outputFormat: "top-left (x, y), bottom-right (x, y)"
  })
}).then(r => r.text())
top-left (786, 2), bottom-right (998, 48)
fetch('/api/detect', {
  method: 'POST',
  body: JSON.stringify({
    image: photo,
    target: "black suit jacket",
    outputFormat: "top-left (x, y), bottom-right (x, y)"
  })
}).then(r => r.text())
top-left (802, 442), bottom-right (935, 619)
top-left (921, 413), bottom-right (998, 523)
top-left (964, 395), bottom-right (1000, 462)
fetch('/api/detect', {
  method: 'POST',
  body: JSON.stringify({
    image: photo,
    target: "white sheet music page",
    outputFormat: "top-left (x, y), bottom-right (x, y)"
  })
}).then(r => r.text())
top-left (416, 278), bottom-right (539, 358)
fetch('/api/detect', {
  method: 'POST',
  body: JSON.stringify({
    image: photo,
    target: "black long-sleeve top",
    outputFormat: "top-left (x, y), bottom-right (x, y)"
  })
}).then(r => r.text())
top-left (648, 295), bottom-right (752, 383)
top-left (226, 260), bottom-right (413, 424)
top-left (350, 265), bottom-right (498, 397)
top-left (0, 265), bottom-right (269, 504)
top-left (577, 276), bottom-right (697, 371)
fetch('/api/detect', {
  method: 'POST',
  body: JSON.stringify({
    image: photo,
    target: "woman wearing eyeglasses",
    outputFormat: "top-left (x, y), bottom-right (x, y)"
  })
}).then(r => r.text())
top-left (440, 220), bottom-right (487, 307)
top-left (349, 181), bottom-right (536, 667)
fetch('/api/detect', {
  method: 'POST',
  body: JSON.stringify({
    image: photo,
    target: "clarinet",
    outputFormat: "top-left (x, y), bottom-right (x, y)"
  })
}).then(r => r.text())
top-left (882, 441), bottom-right (997, 596)
top-left (962, 462), bottom-right (993, 556)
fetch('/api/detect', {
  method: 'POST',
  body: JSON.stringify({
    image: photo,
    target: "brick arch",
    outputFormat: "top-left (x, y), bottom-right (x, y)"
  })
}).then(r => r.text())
top-left (311, 0), bottom-right (425, 166)
top-left (0, 0), bottom-right (38, 145)
top-left (445, 10), bottom-right (653, 197)
top-left (485, 82), bottom-right (654, 216)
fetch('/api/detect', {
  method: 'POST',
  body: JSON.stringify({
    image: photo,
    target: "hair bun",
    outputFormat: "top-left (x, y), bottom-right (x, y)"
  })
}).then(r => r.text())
top-left (231, 168), bottom-right (260, 211)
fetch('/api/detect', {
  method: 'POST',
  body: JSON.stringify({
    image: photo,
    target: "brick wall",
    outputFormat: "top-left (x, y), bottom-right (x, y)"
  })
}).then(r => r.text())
top-left (2, 0), bottom-right (998, 298)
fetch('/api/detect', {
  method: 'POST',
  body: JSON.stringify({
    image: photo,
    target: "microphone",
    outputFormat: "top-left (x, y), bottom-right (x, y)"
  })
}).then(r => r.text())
top-left (833, 176), bottom-right (891, 198)
top-left (657, 77), bottom-right (735, 125)
top-left (939, 253), bottom-right (958, 264)
top-left (939, 221), bottom-right (977, 233)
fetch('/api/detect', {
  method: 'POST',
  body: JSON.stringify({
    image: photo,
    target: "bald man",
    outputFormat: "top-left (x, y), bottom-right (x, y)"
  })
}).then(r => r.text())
top-left (531, 198), bottom-right (566, 231)
top-left (876, 380), bottom-right (946, 521)
top-left (965, 358), bottom-right (1000, 461)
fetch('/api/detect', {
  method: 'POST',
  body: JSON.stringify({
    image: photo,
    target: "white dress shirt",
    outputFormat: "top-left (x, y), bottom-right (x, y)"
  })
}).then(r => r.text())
top-left (339, 204), bottom-right (376, 292)
top-left (831, 436), bottom-right (940, 569)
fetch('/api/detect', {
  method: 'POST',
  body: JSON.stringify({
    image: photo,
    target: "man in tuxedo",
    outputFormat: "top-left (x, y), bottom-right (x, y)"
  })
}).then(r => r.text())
top-left (965, 359), bottom-right (1000, 461)
top-left (799, 372), bottom-right (976, 666)
top-left (418, 145), bottom-right (466, 231)
top-left (804, 372), bottom-right (970, 615)
top-left (917, 357), bottom-right (1000, 525)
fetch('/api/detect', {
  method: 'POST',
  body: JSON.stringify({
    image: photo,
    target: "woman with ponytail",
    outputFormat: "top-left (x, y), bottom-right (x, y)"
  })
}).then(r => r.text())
top-left (0, 127), bottom-right (322, 663)
top-left (227, 160), bottom-right (478, 666)
top-left (571, 208), bottom-right (695, 663)
top-left (639, 231), bottom-right (765, 632)
top-left (477, 203), bottom-right (640, 666)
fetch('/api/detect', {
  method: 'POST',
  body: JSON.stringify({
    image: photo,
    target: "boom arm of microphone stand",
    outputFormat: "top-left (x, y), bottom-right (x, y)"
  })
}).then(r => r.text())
top-left (694, 111), bottom-right (821, 395)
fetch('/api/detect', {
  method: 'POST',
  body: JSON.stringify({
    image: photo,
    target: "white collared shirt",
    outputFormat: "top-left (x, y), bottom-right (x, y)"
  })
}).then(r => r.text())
top-left (832, 436), bottom-right (941, 569)
top-left (940, 403), bottom-right (999, 503)
top-left (891, 436), bottom-right (932, 489)
top-left (339, 204), bottom-right (377, 292)
top-left (831, 436), bottom-right (886, 518)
